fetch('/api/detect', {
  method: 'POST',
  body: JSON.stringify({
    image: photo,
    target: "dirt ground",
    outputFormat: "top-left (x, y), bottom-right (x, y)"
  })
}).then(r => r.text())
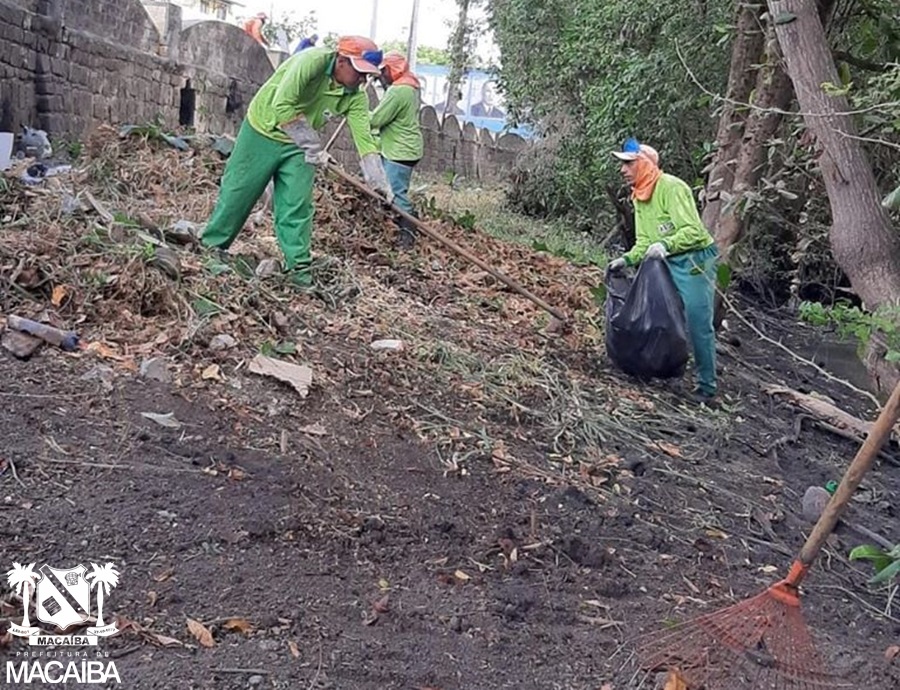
top-left (1, 131), bottom-right (899, 689)
top-left (1, 309), bottom-right (899, 689)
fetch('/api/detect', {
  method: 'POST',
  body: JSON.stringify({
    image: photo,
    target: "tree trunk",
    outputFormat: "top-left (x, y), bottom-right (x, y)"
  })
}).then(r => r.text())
top-left (714, 21), bottom-right (793, 261)
top-left (769, 0), bottom-right (900, 311)
top-left (769, 0), bottom-right (900, 393)
top-left (701, 1), bottom-right (766, 233)
top-left (443, 0), bottom-right (471, 124)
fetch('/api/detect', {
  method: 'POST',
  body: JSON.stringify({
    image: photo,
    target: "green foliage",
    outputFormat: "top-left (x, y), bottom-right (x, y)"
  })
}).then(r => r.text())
top-left (487, 0), bottom-right (731, 223)
top-left (379, 40), bottom-right (452, 66)
top-left (716, 263), bottom-right (732, 292)
top-left (849, 543), bottom-right (900, 585)
top-left (798, 300), bottom-right (900, 360)
top-left (262, 10), bottom-right (317, 47)
top-left (66, 140), bottom-right (83, 160)
top-left (260, 340), bottom-right (297, 357)
top-left (423, 195), bottom-right (477, 230)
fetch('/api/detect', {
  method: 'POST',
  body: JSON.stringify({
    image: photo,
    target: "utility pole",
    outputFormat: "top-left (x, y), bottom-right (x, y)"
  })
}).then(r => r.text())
top-left (406, 0), bottom-right (420, 71)
top-left (369, 0), bottom-right (379, 39)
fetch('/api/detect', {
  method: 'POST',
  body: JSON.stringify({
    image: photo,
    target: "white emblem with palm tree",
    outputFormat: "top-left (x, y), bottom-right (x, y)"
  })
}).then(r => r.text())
top-left (5, 561), bottom-right (121, 641)
top-left (85, 562), bottom-right (120, 636)
top-left (5, 563), bottom-right (40, 638)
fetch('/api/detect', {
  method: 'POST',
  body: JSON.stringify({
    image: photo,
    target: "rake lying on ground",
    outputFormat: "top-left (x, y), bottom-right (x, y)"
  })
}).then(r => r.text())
top-left (626, 381), bottom-right (900, 689)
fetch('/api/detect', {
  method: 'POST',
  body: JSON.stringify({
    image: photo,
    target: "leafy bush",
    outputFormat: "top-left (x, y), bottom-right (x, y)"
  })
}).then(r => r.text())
top-left (850, 543), bottom-right (900, 585)
top-left (488, 0), bottom-right (731, 224)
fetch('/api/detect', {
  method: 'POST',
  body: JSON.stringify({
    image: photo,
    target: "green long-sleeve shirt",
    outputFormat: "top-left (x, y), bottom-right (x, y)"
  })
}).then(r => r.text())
top-left (623, 173), bottom-right (714, 266)
top-left (246, 47), bottom-right (378, 156)
top-left (369, 84), bottom-right (424, 162)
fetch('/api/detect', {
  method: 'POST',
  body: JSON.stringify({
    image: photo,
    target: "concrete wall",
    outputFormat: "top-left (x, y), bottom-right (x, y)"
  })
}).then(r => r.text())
top-left (0, 0), bottom-right (527, 179)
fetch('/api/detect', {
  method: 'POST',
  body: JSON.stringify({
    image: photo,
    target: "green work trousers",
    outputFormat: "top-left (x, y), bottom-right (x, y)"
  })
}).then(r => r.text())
top-left (202, 120), bottom-right (315, 271)
top-left (667, 244), bottom-right (719, 396)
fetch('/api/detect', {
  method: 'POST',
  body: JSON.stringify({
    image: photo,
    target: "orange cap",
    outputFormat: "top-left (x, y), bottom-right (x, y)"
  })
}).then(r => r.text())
top-left (337, 36), bottom-right (383, 75)
top-left (382, 52), bottom-right (409, 82)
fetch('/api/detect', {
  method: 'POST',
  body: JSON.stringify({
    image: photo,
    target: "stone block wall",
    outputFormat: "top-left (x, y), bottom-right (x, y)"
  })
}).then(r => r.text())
top-left (1, 0), bottom-right (528, 179)
top-left (0, 0), bottom-right (271, 138)
top-left (324, 104), bottom-right (528, 182)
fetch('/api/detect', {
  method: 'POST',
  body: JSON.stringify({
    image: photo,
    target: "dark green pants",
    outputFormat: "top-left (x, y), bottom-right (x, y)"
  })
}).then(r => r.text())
top-left (202, 120), bottom-right (315, 270)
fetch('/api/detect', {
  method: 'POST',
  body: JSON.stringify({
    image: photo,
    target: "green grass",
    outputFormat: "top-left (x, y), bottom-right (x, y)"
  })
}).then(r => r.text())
top-left (412, 174), bottom-right (611, 267)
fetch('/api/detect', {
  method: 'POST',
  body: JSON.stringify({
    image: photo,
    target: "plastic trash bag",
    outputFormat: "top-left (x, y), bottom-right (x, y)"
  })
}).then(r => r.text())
top-left (605, 257), bottom-right (689, 379)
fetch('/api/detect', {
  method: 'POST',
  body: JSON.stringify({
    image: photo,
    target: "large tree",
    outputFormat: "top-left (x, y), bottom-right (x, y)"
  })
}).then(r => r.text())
top-left (768, 0), bottom-right (900, 386)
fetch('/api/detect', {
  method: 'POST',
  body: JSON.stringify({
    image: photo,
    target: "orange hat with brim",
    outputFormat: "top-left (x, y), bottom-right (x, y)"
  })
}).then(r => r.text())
top-left (337, 36), bottom-right (383, 75)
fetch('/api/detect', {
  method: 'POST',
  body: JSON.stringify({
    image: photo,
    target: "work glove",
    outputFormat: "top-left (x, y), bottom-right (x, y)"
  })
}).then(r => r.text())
top-left (360, 153), bottom-right (395, 205)
top-left (608, 257), bottom-right (626, 272)
top-left (646, 242), bottom-right (668, 259)
top-left (306, 149), bottom-right (334, 167)
top-left (281, 117), bottom-right (324, 162)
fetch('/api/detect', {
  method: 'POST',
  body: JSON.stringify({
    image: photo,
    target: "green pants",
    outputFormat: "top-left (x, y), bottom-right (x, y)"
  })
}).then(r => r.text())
top-left (202, 120), bottom-right (315, 271)
top-left (667, 244), bottom-right (718, 395)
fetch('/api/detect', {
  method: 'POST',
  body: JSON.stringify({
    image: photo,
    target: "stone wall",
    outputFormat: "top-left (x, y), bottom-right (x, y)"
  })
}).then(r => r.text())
top-left (0, 0), bottom-right (271, 137)
top-left (0, 0), bottom-right (528, 179)
top-left (323, 104), bottom-right (527, 182)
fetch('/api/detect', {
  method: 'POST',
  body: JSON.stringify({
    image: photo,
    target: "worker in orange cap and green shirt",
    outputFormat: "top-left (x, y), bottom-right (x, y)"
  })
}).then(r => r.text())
top-left (202, 36), bottom-right (393, 288)
top-left (608, 137), bottom-right (719, 403)
top-left (371, 51), bottom-right (424, 249)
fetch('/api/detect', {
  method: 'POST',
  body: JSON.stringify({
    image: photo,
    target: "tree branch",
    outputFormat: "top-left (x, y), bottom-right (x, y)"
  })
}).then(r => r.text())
top-left (832, 50), bottom-right (890, 73)
top-left (675, 41), bottom-right (900, 118)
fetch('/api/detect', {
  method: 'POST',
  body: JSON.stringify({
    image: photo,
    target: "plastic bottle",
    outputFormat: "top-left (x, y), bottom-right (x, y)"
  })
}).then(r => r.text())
top-left (7, 315), bottom-right (80, 351)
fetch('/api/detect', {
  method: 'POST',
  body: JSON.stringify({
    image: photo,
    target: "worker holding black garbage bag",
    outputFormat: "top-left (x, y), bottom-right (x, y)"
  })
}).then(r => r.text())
top-left (606, 138), bottom-right (719, 403)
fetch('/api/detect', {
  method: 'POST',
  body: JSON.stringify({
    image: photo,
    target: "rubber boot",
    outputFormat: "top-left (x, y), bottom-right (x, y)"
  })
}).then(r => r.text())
top-left (396, 216), bottom-right (418, 250)
top-left (286, 261), bottom-right (313, 289)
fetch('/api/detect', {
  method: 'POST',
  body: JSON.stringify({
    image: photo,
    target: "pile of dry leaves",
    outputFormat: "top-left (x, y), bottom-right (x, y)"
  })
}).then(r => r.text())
top-left (0, 124), bottom-right (725, 478)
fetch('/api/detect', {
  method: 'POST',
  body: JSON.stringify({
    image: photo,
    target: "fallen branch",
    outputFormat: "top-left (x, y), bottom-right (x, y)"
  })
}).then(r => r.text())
top-left (763, 385), bottom-right (893, 441)
top-left (719, 293), bottom-right (879, 406)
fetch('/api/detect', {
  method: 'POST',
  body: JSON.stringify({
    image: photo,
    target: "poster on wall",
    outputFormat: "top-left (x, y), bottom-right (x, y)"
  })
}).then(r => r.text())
top-left (415, 65), bottom-right (529, 138)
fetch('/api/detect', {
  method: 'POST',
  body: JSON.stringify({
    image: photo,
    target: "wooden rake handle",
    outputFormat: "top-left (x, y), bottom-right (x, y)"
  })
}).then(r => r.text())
top-left (325, 162), bottom-right (568, 323)
top-left (798, 380), bottom-right (900, 568)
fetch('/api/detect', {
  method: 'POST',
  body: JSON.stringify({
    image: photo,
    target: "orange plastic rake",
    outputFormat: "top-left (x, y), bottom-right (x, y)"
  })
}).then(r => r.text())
top-left (627, 381), bottom-right (900, 689)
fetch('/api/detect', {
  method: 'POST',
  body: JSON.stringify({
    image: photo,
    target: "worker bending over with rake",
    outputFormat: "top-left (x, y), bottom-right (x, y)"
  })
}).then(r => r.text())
top-left (371, 52), bottom-right (425, 249)
top-left (202, 36), bottom-right (393, 288)
top-left (608, 138), bottom-right (719, 403)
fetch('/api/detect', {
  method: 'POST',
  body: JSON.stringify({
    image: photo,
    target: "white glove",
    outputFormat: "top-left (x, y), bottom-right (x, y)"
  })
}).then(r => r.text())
top-left (282, 117), bottom-right (324, 162)
top-left (646, 242), bottom-right (668, 259)
top-left (360, 153), bottom-right (394, 203)
top-left (608, 257), bottom-right (626, 271)
top-left (306, 149), bottom-right (334, 167)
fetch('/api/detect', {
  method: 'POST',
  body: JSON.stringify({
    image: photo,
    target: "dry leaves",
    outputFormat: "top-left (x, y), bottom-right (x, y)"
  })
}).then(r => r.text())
top-left (222, 617), bottom-right (254, 634)
top-left (186, 617), bottom-right (215, 648)
top-left (51, 284), bottom-right (68, 306)
top-left (288, 640), bottom-right (301, 659)
top-left (152, 567), bottom-right (174, 583)
top-left (655, 442), bottom-right (683, 458)
top-left (201, 363), bottom-right (223, 381)
top-left (664, 668), bottom-right (688, 690)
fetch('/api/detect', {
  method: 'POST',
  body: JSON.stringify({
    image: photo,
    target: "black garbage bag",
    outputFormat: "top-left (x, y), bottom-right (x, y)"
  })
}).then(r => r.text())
top-left (604, 257), bottom-right (689, 379)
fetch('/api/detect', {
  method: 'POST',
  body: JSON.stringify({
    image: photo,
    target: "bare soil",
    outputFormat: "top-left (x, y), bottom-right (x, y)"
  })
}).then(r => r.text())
top-left (1, 311), bottom-right (899, 690)
top-left (1, 130), bottom-right (898, 689)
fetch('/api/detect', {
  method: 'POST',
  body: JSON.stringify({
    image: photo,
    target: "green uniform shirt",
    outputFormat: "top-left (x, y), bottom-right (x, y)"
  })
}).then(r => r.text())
top-left (246, 47), bottom-right (378, 156)
top-left (370, 84), bottom-right (424, 162)
top-left (624, 173), bottom-right (714, 266)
